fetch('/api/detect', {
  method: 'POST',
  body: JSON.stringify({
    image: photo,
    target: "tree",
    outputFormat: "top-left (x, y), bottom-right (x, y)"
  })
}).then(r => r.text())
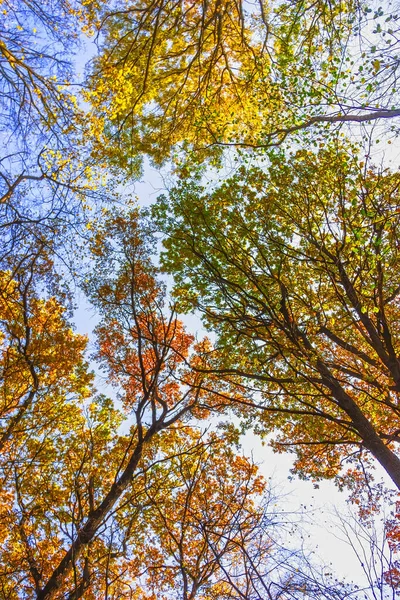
top-left (0, 209), bottom-right (235, 599)
top-left (36, 212), bottom-right (222, 599)
top-left (86, 0), bottom-right (400, 169)
top-left (0, 0), bottom-right (106, 289)
top-left (0, 208), bottom-right (353, 599)
top-left (0, 261), bottom-right (91, 454)
top-left (132, 427), bottom-right (349, 600)
top-left (154, 144), bottom-right (400, 491)
top-left (0, 261), bottom-right (94, 597)
top-left (2, 1), bottom-right (400, 596)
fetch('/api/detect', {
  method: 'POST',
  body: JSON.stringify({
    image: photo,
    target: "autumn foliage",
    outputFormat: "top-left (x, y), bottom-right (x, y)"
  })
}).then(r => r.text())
top-left (1, 0), bottom-right (400, 597)
top-left (154, 147), bottom-right (400, 491)
top-left (0, 209), bottom-right (344, 598)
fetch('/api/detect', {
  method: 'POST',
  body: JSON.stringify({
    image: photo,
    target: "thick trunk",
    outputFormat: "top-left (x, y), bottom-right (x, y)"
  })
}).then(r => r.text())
top-left (36, 439), bottom-right (145, 600)
top-left (318, 360), bottom-right (400, 490)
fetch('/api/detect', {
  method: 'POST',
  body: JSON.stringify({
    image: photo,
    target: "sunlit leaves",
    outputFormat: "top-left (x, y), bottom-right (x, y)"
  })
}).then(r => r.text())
top-left (154, 144), bottom-right (400, 489)
top-left (85, 0), bottom-right (400, 169)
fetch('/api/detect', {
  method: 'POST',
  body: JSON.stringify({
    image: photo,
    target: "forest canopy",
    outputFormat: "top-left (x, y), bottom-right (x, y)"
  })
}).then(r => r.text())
top-left (1, 0), bottom-right (400, 598)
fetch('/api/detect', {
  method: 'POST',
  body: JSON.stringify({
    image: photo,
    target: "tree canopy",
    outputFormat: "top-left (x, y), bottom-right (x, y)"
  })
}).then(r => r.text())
top-left (154, 145), bottom-right (400, 490)
top-left (1, 0), bottom-right (400, 597)
top-left (0, 210), bottom-right (355, 598)
top-left (86, 0), bottom-right (400, 168)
